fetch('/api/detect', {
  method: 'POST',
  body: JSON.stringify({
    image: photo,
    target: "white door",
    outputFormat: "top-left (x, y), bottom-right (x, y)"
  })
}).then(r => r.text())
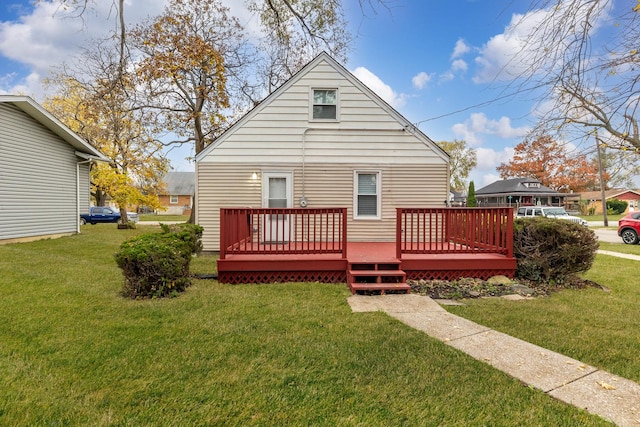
top-left (262, 172), bottom-right (292, 243)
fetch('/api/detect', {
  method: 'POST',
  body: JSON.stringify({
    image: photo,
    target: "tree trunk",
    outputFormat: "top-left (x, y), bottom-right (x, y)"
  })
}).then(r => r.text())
top-left (188, 197), bottom-right (196, 224)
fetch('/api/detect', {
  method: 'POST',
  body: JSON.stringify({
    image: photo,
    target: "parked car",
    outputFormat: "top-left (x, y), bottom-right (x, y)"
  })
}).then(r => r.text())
top-left (516, 206), bottom-right (588, 226)
top-left (80, 206), bottom-right (139, 225)
top-left (618, 211), bottom-right (640, 244)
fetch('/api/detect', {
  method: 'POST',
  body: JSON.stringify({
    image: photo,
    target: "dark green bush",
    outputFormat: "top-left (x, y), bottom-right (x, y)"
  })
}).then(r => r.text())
top-left (115, 224), bottom-right (203, 299)
top-left (606, 198), bottom-right (628, 215)
top-left (513, 218), bottom-right (598, 283)
top-left (160, 223), bottom-right (204, 255)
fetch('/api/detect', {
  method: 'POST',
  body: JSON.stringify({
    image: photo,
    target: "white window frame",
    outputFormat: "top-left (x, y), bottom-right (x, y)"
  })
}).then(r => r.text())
top-left (310, 88), bottom-right (339, 122)
top-left (169, 195), bottom-right (179, 204)
top-left (353, 170), bottom-right (381, 220)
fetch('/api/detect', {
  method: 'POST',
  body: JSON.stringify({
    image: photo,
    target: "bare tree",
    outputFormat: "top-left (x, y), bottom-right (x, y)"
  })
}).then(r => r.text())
top-left (46, 37), bottom-right (168, 221)
top-left (508, 0), bottom-right (639, 153)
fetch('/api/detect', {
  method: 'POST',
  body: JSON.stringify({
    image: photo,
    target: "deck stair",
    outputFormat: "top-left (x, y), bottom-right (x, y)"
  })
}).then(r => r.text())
top-left (347, 260), bottom-right (410, 294)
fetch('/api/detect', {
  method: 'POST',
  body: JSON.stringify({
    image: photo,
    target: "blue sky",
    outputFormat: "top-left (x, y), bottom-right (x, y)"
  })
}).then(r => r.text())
top-left (0, 0), bottom-right (577, 188)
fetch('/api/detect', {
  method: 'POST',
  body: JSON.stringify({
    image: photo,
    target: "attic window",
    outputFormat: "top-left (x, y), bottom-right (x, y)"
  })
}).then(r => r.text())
top-left (524, 182), bottom-right (541, 188)
top-left (312, 89), bottom-right (337, 120)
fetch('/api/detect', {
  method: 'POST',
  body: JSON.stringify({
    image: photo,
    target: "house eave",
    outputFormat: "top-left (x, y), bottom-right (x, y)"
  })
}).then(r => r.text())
top-left (0, 95), bottom-right (108, 161)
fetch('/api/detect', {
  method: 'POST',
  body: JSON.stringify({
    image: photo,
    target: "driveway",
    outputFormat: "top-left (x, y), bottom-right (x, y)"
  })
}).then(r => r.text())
top-left (591, 226), bottom-right (621, 244)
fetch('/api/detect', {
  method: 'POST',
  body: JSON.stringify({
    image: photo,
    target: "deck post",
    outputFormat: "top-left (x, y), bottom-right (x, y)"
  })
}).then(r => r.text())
top-left (395, 208), bottom-right (402, 259)
top-left (219, 208), bottom-right (227, 259)
top-left (341, 208), bottom-right (348, 258)
top-left (505, 207), bottom-right (514, 258)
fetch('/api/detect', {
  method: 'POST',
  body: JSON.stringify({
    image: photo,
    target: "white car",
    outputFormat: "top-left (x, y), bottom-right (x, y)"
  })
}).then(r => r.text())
top-left (516, 206), bottom-right (588, 226)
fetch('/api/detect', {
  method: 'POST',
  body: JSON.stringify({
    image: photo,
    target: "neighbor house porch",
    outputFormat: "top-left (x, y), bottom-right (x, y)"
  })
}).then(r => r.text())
top-left (217, 207), bottom-right (516, 294)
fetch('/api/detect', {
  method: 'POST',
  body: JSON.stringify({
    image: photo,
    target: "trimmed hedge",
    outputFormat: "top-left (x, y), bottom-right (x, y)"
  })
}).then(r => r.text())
top-left (607, 198), bottom-right (628, 215)
top-left (115, 224), bottom-right (204, 299)
top-left (513, 218), bottom-right (598, 283)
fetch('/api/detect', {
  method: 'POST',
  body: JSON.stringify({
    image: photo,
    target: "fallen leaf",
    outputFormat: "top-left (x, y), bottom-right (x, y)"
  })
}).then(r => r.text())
top-left (597, 381), bottom-right (616, 390)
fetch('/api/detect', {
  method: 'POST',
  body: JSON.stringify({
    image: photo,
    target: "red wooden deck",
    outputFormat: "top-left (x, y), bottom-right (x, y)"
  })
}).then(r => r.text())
top-left (217, 207), bottom-right (517, 293)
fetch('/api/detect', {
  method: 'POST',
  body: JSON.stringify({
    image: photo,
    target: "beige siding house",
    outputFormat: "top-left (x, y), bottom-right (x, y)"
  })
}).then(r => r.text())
top-left (195, 53), bottom-right (449, 251)
top-left (0, 96), bottom-right (109, 243)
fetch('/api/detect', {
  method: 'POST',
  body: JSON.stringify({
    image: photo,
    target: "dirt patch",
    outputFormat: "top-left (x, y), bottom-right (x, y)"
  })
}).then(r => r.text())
top-left (408, 275), bottom-right (605, 300)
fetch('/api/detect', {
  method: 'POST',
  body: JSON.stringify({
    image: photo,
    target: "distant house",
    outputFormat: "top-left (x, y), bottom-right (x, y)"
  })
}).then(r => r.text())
top-left (476, 178), bottom-right (566, 207)
top-left (195, 52), bottom-right (450, 252)
top-left (158, 172), bottom-right (194, 216)
top-left (0, 95), bottom-right (108, 243)
top-left (570, 189), bottom-right (640, 214)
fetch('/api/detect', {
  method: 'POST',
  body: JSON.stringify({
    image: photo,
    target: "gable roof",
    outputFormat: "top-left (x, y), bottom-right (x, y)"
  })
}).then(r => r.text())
top-left (196, 52), bottom-right (448, 162)
top-left (0, 95), bottom-right (109, 161)
top-left (163, 172), bottom-right (195, 195)
top-left (577, 189), bottom-right (640, 201)
top-left (476, 177), bottom-right (561, 196)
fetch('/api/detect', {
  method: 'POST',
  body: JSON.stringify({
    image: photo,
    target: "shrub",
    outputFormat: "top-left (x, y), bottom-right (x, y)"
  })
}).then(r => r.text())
top-left (160, 223), bottom-right (204, 255)
top-left (606, 198), bottom-right (628, 215)
top-left (513, 218), bottom-right (598, 283)
top-left (115, 225), bottom-right (203, 299)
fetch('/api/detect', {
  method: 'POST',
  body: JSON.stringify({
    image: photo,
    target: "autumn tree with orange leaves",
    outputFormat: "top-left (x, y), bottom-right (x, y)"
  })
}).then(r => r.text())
top-left (497, 135), bottom-right (603, 193)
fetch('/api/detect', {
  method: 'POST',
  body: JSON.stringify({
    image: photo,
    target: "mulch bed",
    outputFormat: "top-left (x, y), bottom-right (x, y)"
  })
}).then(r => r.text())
top-left (408, 276), bottom-right (605, 300)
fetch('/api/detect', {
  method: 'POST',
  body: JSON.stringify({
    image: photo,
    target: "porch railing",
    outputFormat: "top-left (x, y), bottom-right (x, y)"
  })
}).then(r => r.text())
top-left (220, 208), bottom-right (348, 259)
top-left (396, 208), bottom-right (514, 258)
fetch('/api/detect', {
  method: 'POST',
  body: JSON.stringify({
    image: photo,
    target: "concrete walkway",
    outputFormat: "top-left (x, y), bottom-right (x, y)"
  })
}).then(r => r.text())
top-left (597, 250), bottom-right (640, 261)
top-left (348, 294), bottom-right (640, 426)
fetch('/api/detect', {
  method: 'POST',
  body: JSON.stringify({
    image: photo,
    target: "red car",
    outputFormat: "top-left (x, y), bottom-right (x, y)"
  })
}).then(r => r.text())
top-left (618, 212), bottom-right (640, 244)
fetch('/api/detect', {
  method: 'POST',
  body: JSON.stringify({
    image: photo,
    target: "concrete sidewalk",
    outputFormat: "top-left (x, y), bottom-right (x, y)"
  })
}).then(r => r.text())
top-left (597, 250), bottom-right (640, 261)
top-left (348, 294), bottom-right (640, 426)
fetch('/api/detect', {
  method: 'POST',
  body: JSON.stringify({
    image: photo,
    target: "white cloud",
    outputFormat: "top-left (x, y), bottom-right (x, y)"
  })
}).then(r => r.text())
top-left (0, 0), bottom-right (168, 98)
top-left (412, 71), bottom-right (433, 90)
top-left (351, 66), bottom-right (407, 108)
top-left (476, 146), bottom-right (514, 170)
top-left (468, 146), bottom-right (515, 188)
top-left (439, 71), bottom-right (454, 82)
top-left (451, 38), bottom-right (470, 59)
top-left (451, 59), bottom-right (467, 73)
top-left (440, 41), bottom-right (470, 83)
top-left (452, 112), bottom-right (530, 146)
top-left (473, 3), bottom-right (611, 84)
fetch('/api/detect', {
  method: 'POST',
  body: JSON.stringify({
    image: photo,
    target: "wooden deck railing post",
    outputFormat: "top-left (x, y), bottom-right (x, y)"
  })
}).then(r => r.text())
top-left (219, 208), bottom-right (227, 259)
top-left (341, 208), bottom-right (348, 258)
top-left (505, 207), bottom-right (514, 258)
top-left (395, 208), bottom-right (402, 259)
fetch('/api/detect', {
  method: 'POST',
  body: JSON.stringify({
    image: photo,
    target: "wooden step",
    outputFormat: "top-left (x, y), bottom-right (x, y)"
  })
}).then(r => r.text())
top-left (347, 260), bottom-right (410, 294)
top-left (348, 282), bottom-right (411, 294)
top-left (348, 269), bottom-right (407, 278)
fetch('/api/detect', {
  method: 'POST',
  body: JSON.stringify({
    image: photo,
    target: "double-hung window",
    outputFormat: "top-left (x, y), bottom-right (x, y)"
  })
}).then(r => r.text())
top-left (170, 195), bottom-right (179, 204)
top-left (312, 88), bottom-right (337, 120)
top-left (354, 171), bottom-right (381, 219)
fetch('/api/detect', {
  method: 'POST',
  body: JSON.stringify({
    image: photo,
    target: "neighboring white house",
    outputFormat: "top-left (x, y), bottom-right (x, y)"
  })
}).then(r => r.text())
top-left (0, 95), bottom-right (109, 243)
top-left (195, 52), bottom-right (450, 252)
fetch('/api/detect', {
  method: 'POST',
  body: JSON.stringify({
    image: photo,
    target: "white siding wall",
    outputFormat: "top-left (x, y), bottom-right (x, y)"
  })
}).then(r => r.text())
top-left (198, 162), bottom-right (448, 251)
top-left (197, 58), bottom-right (449, 251)
top-left (0, 103), bottom-right (85, 241)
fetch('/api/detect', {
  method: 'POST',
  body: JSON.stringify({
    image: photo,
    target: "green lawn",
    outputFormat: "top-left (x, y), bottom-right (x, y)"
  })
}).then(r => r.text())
top-left (599, 241), bottom-right (640, 255)
top-left (138, 213), bottom-right (189, 222)
top-left (0, 224), bottom-right (619, 425)
top-left (448, 254), bottom-right (640, 384)
top-left (579, 213), bottom-right (624, 222)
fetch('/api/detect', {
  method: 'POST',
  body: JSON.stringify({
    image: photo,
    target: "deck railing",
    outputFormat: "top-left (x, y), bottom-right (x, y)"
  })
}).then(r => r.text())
top-left (219, 208), bottom-right (348, 259)
top-left (396, 207), bottom-right (514, 258)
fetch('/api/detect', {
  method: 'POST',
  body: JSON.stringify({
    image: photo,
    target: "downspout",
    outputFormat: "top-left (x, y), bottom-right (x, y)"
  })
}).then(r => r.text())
top-left (76, 159), bottom-right (93, 234)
